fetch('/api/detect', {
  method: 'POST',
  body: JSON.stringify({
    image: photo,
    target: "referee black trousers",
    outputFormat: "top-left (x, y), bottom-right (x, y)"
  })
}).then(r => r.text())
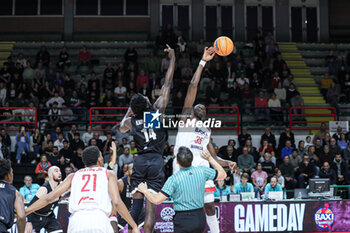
top-left (173, 208), bottom-right (206, 233)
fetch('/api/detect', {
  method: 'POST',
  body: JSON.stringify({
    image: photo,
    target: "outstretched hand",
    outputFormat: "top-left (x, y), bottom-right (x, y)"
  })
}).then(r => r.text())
top-left (200, 149), bottom-right (212, 161)
top-left (138, 182), bottom-right (148, 193)
top-left (164, 44), bottom-right (175, 59)
top-left (110, 141), bottom-right (116, 152)
top-left (201, 47), bottom-right (216, 62)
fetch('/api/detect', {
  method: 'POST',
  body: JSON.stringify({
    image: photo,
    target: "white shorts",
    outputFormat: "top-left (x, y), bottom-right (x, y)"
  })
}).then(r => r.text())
top-left (68, 210), bottom-right (114, 233)
top-left (204, 191), bottom-right (215, 203)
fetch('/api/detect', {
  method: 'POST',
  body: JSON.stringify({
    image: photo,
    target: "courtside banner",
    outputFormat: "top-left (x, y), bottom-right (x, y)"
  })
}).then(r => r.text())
top-left (9, 201), bottom-right (350, 233)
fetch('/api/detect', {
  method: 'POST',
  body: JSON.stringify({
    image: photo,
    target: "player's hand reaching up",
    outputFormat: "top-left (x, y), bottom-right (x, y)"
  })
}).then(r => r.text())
top-left (110, 141), bottom-right (116, 152)
top-left (200, 149), bottom-right (212, 161)
top-left (201, 47), bottom-right (216, 62)
top-left (164, 44), bottom-right (175, 59)
top-left (228, 161), bottom-right (237, 171)
top-left (138, 182), bottom-right (148, 193)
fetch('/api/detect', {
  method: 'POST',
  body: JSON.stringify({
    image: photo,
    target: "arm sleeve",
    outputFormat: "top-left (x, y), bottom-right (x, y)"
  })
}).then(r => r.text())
top-left (161, 176), bottom-right (175, 197)
top-left (203, 167), bottom-right (218, 181)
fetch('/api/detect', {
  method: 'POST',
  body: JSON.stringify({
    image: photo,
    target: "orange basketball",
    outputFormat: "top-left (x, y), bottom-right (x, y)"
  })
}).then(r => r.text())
top-left (213, 36), bottom-right (234, 56)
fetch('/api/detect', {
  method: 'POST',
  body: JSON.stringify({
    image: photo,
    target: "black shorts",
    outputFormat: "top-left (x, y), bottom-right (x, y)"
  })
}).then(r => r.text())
top-left (28, 213), bottom-right (62, 233)
top-left (173, 208), bottom-right (206, 233)
top-left (118, 209), bottom-right (145, 226)
top-left (0, 222), bottom-right (7, 233)
top-left (131, 153), bottom-right (165, 193)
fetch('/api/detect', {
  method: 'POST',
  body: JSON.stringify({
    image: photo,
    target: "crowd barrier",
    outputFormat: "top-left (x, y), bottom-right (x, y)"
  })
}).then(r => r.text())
top-left (9, 200), bottom-right (350, 233)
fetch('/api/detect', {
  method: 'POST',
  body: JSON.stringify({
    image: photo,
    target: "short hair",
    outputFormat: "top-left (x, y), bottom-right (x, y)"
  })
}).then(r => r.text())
top-left (241, 173), bottom-right (249, 180)
top-left (63, 140), bottom-right (69, 143)
top-left (130, 93), bottom-right (148, 118)
top-left (82, 146), bottom-right (100, 167)
top-left (292, 149), bottom-right (298, 153)
top-left (176, 146), bottom-right (193, 168)
top-left (48, 140), bottom-right (54, 144)
top-left (0, 159), bottom-right (11, 180)
top-left (74, 133), bottom-right (80, 137)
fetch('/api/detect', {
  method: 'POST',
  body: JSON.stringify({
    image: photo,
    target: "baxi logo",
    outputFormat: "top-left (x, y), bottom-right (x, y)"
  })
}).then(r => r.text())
top-left (314, 203), bottom-right (334, 230)
top-left (143, 110), bottom-right (161, 129)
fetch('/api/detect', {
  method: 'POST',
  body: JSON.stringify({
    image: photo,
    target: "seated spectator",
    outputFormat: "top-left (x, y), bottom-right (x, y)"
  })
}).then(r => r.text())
top-left (144, 51), bottom-right (159, 74)
top-left (331, 154), bottom-right (347, 184)
top-left (298, 155), bottom-right (315, 188)
top-left (281, 140), bottom-right (294, 159)
top-left (258, 139), bottom-right (275, 165)
top-left (275, 169), bottom-right (285, 188)
top-left (240, 83), bottom-right (253, 108)
top-left (286, 83), bottom-right (298, 105)
top-left (19, 175), bottom-right (40, 202)
top-left (319, 145), bottom-right (332, 164)
top-left (124, 45), bottom-right (138, 68)
top-left (70, 133), bottom-right (85, 153)
top-left (205, 80), bottom-right (220, 105)
top-left (264, 177), bottom-right (283, 199)
top-left (46, 92), bottom-right (65, 107)
top-left (66, 125), bottom-right (78, 143)
top-left (60, 103), bottom-right (74, 122)
top-left (297, 140), bottom-right (307, 157)
top-left (330, 137), bottom-right (342, 159)
top-left (47, 146), bottom-right (60, 166)
top-left (260, 127), bottom-right (276, 149)
top-left (251, 163), bottom-right (268, 196)
top-left (237, 147), bottom-right (255, 174)
top-left (320, 72), bottom-right (333, 98)
top-left (278, 127), bottom-right (295, 154)
top-left (290, 92), bottom-right (305, 122)
top-left (319, 162), bottom-right (337, 185)
top-left (59, 140), bottom-right (74, 160)
top-left (0, 129), bottom-right (11, 159)
top-left (238, 127), bottom-right (252, 148)
top-left (70, 147), bottom-right (84, 171)
top-left (129, 141), bottom-right (137, 155)
top-left (279, 155), bottom-right (297, 189)
top-left (219, 139), bottom-right (236, 157)
top-left (332, 126), bottom-right (344, 141)
top-left (35, 155), bottom-right (51, 177)
top-left (270, 72), bottom-right (282, 90)
top-left (274, 82), bottom-right (286, 105)
top-left (32, 128), bottom-right (44, 159)
top-left (221, 146), bottom-right (237, 162)
top-left (54, 133), bottom-right (65, 151)
top-left (152, 84), bottom-right (161, 102)
top-left (15, 125), bottom-right (30, 164)
top-left (78, 45), bottom-right (92, 69)
top-left (305, 136), bottom-right (313, 149)
top-left (214, 180), bottom-right (231, 198)
top-left (242, 139), bottom-right (258, 158)
top-left (313, 122), bottom-right (328, 144)
top-left (36, 45), bottom-right (50, 67)
top-left (119, 147), bottom-right (133, 169)
top-left (237, 74), bottom-right (249, 89)
top-left (82, 125), bottom-right (93, 145)
top-left (233, 173), bottom-right (254, 194)
top-left (254, 90), bottom-right (269, 121)
top-left (57, 46), bottom-right (71, 69)
top-left (323, 132), bottom-right (331, 146)
top-left (261, 153), bottom-right (275, 179)
top-left (268, 93), bottom-right (282, 122)
top-left (136, 69), bottom-right (149, 90)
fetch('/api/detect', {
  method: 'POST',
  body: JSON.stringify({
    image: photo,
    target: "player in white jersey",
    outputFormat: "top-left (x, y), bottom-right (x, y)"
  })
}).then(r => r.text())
top-left (25, 145), bottom-right (140, 233)
top-left (173, 47), bottom-right (236, 233)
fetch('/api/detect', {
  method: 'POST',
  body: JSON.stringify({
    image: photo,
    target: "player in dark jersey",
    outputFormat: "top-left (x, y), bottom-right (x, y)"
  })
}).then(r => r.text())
top-left (0, 159), bottom-right (26, 233)
top-left (120, 45), bottom-right (175, 233)
top-left (25, 166), bottom-right (63, 233)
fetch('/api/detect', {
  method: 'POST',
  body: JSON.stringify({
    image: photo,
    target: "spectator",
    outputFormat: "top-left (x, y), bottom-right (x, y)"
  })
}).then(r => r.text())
top-left (286, 83), bottom-right (298, 105)
top-left (237, 74), bottom-right (249, 89)
top-left (218, 139), bottom-right (236, 158)
top-left (305, 136), bottom-right (313, 149)
top-left (274, 82), bottom-right (286, 104)
top-left (268, 93), bottom-right (282, 122)
top-left (54, 133), bottom-right (65, 151)
top-left (15, 125), bottom-right (30, 164)
top-left (46, 92), bottom-right (65, 107)
top-left (233, 173), bottom-right (254, 194)
top-left (332, 126), bottom-right (343, 141)
top-left (298, 155), bottom-right (315, 188)
top-left (65, 166), bottom-right (72, 178)
top-left (297, 140), bottom-right (307, 157)
top-left (70, 147), bottom-right (84, 171)
top-left (0, 128), bottom-right (11, 158)
top-left (57, 155), bottom-right (69, 179)
top-left (290, 92), bottom-right (305, 122)
top-left (264, 177), bottom-right (283, 199)
top-left (238, 127), bottom-right (252, 148)
top-left (275, 169), bottom-right (285, 188)
top-left (139, 82), bottom-right (151, 99)
top-left (237, 147), bottom-right (255, 173)
top-left (136, 69), bottom-right (149, 90)
top-left (114, 80), bottom-right (127, 106)
top-left (36, 45), bottom-right (50, 67)
top-left (221, 145), bottom-right (238, 162)
top-left (48, 101), bottom-right (61, 127)
top-left (319, 162), bottom-right (337, 185)
top-left (320, 73), bottom-right (333, 98)
top-left (331, 154), bottom-right (347, 184)
top-left (254, 90), bottom-right (269, 121)
top-left (19, 175), bottom-right (40, 202)
top-left (66, 125), bottom-right (78, 143)
top-left (214, 180), bottom-right (231, 198)
top-left (205, 80), bottom-right (220, 105)
top-left (279, 155), bottom-right (297, 189)
top-left (281, 140), bottom-right (294, 159)
top-left (323, 132), bottom-right (331, 146)
top-left (152, 84), bottom-right (162, 102)
top-left (129, 141), bottom-right (137, 155)
top-left (124, 45), bottom-right (138, 68)
top-left (240, 83), bottom-right (253, 108)
top-left (327, 82), bottom-right (339, 117)
top-left (273, 54), bottom-right (286, 75)
top-left (258, 139), bottom-right (275, 164)
top-left (326, 50), bottom-right (337, 74)
top-left (261, 153), bottom-right (275, 179)
top-left (47, 146), bottom-right (60, 166)
top-left (57, 46), bottom-right (71, 69)
top-left (342, 142), bottom-right (350, 165)
top-left (119, 147), bottom-right (133, 169)
top-left (228, 81), bottom-right (241, 104)
top-left (102, 133), bottom-right (114, 155)
top-left (278, 127), bottom-right (295, 153)
top-left (243, 140), bottom-right (258, 159)
top-left (270, 72), bottom-right (282, 90)
top-left (260, 127), bottom-right (276, 149)
top-left (330, 137), bottom-right (342, 157)
top-left (103, 63), bottom-right (115, 80)
top-left (90, 132), bottom-right (103, 150)
top-left (319, 145), bottom-right (332, 164)
top-left (144, 51), bottom-right (159, 74)
top-left (251, 163), bottom-right (268, 196)
top-left (70, 133), bottom-right (85, 153)
top-left (35, 155), bottom-right (51, 177)
top-left (78, 45), bottom-right (92, 69)
top-left (313, 122), bottom-right (328, 144)
top-left (16, 52), bottom-right (27, 68)
top-left (82, 125), bottom-right (93, 145)
top-left (59, 140), bottom-right (74, 160)
top-left (0, 82), bottom-right (7, 106)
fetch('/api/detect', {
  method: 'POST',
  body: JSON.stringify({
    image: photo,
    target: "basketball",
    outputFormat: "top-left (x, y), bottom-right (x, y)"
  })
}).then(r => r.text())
top-left (213, 36), bottom-right (234, 56)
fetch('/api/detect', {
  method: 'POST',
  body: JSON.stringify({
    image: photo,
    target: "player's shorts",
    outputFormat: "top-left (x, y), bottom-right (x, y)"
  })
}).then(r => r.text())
top-left (131, 153), bottom-right (165, 193)
top-left (0, 222), bottom-right (7, 233)
top-left (204, 191), bottom-right (215, 203)
top-left (117, 208), bottom-right (145, 227)
top-left (28, 213), bottom-right (63, 233)
top-left (68, 210), bottom-right (113, 233)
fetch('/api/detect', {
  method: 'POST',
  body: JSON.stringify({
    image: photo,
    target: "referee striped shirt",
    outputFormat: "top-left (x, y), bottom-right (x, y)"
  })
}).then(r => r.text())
top-left (160, 166), bottom-right (217, 211)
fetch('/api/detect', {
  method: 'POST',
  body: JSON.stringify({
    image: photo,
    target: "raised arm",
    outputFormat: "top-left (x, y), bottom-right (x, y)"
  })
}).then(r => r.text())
top-left (200, 149), bottom-right (226, 180)
top-left (108, 141), bottom-right (117, 169)
top-left (182, 47), bottom-right (216, 117)
top-left (153, 45), bottom-right (175, 114)
top-left (25, 174), bottom-right (73, 216)
top-left (119, 107), bottom-right (133, 133)
top-left (107, 171), bottom-right (139, 233)
top-left (14, 191), bottom-right (26, 233)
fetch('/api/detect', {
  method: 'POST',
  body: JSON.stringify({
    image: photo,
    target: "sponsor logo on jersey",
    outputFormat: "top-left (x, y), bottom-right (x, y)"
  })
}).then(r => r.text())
top-left (144, 110), bottom-right (161, 129)
top-left (314, 203), bottom-right (334, 230)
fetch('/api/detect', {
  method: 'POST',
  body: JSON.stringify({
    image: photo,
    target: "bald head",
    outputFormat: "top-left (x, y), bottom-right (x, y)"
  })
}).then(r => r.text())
top-left (48, 166), bottom-right (62, 183)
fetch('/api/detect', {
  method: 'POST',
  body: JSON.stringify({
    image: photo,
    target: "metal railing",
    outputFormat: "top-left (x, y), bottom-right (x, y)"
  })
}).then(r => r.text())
top-left (0, 107), bottom-right (37, 131)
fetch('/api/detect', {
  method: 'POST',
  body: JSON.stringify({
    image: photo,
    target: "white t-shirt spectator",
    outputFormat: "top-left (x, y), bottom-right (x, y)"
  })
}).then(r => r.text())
top-left (237, 77), bottom-right (249, 87)
top-left (82, 132), bottom-right (93, 145)
top-left (46, 97), bottom-right (65, 107)
top-left (54, 139), bottom-right (64, 151)
top-left (114, 86), bottom-right (127, 100)
top-left (268, 98), bottom-right (281, 108)
top-left (0, 88), bottom-right (7, 106)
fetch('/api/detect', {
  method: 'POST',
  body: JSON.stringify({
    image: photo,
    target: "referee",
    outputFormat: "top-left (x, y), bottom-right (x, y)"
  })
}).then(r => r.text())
top-left (137, 147), bottom-right (227, 233)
